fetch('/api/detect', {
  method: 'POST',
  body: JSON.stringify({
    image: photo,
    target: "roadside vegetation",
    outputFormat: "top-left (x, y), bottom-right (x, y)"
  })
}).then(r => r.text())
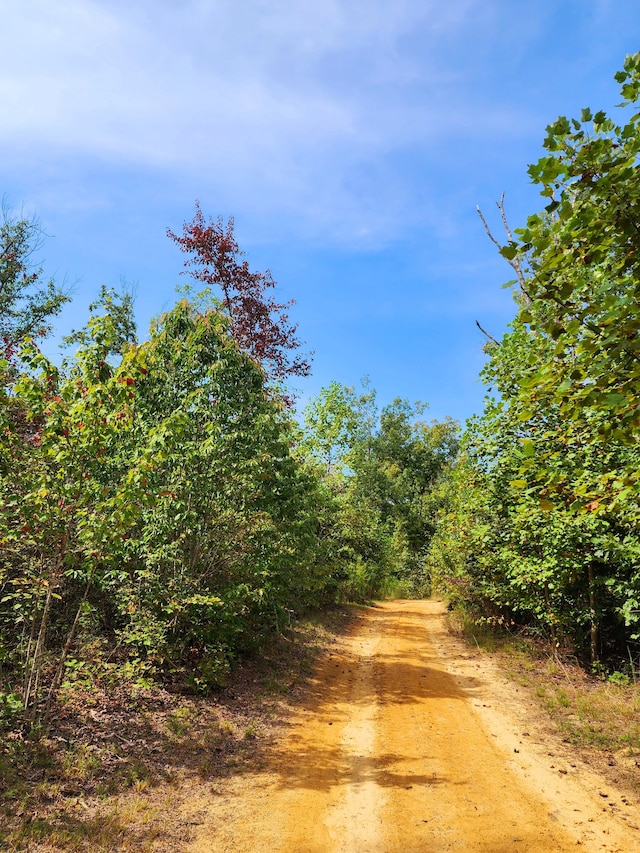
top-left (0, 200), bottom-right (456, 716)
top-left (452, 613), bottom-right (640, 797)
top-left (0, 605), bottom-right (355, 852)
top-left (0, 196), bottom-right (456, 847)
top-left (426, 53), bottom-right (640, 801)
top-left (429, 54), bottom-right (640, 675)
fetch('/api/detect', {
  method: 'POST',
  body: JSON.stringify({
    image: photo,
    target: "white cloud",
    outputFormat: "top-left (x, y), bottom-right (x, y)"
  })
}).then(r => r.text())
top-left (0, 0), bottom-right (540, 244)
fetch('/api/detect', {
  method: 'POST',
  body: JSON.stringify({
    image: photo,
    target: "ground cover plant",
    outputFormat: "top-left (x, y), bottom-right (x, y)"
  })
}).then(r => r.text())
top-left (0, 605), bottom-right (355, 852)
top-left (450, 612), bottom-right (640, 798)
top-left (0, 198), bottom-right (454, 767)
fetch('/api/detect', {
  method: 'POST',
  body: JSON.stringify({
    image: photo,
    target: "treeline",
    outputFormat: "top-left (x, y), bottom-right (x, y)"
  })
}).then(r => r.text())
top-left (428, 55), bottom-right (640, 671)
top-left (0, 205), bottom-right (456, 723)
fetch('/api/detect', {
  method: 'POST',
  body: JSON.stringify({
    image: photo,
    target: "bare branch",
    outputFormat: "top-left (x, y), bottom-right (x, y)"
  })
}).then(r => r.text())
top-left (497, 191), bottom-right (514, 242)
top-left (475, 320), bottom-right (499, 345)
top-left (476, 205), bottom-right (502, 252)
top-left (477, 195), bottom-right (532, 308)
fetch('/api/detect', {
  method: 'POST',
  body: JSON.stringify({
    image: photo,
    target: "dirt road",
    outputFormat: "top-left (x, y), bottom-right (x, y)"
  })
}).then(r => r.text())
top-left (186, 600), bottom-right (640, 852)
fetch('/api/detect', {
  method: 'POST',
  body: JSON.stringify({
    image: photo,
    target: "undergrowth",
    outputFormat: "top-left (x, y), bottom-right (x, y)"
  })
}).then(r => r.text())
top-left (0, 605), bottom-right (355, 852)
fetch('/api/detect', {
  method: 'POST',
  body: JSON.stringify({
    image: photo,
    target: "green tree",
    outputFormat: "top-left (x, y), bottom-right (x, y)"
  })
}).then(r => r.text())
top-left (121, 300), bottom-right (321, 678)
top-left (0, 205), bottom-right (69, 369)
top-left (500, 52), bottom-right (640, 517)
top-left (303, 382), bottom-right (459, 599)
top-left (0, 294), bottom-right (325, 716)
top-left (431, 55), bottom-right (640, 667)
top-left (302, 380), bottom-right (376, 475)
top-left (0, 315), bottom-right (150, 719)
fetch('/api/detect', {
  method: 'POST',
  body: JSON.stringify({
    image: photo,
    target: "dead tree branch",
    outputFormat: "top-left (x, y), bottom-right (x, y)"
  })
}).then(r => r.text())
top-left (475, 320), bottom-right (499, 345)
top-left (477, 193), bottom-right (532, 308)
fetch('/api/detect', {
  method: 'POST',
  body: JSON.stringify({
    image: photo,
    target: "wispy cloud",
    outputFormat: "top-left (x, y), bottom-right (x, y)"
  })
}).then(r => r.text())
top-left (0, 0), bottom-right (537, 245)
top-left (3, 0), bottom-right (638, 423)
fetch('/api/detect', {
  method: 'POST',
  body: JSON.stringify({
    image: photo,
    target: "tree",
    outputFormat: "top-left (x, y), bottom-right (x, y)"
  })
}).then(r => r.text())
top-left (0, 204), bottom-right (69, 368)
top-left (431, 55), bottom-right (640, 667)
top-left (303, 382), bottom-right (459, 599)
top-left (499, 52), bottom-right (640, 517)
top-left (167, 203), bottom-right (311, 388)
top-left (122, 300), bottom-right (320, 674)
top-left (302, 380), bottom-right (376, 475)
top-left (0, 319), bottom-right (149, 719)
top-left (0, 293), bottom-right (326, 716)
top-left (63, 284), bottom-right (137, 361)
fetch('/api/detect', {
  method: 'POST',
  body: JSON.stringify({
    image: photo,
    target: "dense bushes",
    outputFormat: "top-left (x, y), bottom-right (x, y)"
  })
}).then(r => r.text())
top-left (303, 381), bottom-right (459, 600)
top-left (1, 296), bottom-right (323, 714)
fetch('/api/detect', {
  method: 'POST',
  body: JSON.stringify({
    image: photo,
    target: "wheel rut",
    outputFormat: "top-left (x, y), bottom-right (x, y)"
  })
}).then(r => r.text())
top-left (186, 600), bottom-right (640, 852)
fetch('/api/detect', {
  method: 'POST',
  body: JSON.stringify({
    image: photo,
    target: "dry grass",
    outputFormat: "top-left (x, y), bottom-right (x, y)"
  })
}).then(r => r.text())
top-left (452, 614), bottom-right (640, 795)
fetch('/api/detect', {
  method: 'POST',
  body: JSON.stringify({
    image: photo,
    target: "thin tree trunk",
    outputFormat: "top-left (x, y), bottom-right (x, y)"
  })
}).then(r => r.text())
top-left (43, 569), bottom-right (94, 719)
top-left (588, 562), bottom-right (599, 665)
top-left (23, 582), bottom-right (53, 720)
top-left (543, 581), bottom-right (557, 647)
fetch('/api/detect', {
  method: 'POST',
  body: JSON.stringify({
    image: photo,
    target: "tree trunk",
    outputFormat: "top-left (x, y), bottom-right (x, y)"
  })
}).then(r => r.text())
top-left (543, 581), bottom-right (557, 647)
top-left (23, 582), bottom-right (53, 720)
top-left (588, 562), bottom-right (599, 665)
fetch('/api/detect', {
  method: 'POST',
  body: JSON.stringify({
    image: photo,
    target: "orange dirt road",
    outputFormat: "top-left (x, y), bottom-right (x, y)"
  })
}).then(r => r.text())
top-left (187, 600), bottom-right (640, 852)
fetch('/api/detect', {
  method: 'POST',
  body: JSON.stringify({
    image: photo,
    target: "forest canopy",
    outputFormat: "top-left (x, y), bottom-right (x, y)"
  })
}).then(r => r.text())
top-left (0, 210), bottom-right (455, 725)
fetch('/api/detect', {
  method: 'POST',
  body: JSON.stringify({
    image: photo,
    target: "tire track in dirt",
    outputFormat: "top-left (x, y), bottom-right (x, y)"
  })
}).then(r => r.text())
top-left (186, 600), bottom-right (640, 852)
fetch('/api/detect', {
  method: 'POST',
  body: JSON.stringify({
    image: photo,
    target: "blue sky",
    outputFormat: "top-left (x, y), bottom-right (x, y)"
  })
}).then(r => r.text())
top-left (2, 1), bottom-right (639, 425)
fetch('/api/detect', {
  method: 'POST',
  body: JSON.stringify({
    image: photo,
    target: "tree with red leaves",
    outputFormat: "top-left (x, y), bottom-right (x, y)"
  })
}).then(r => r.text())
top-left (168, 203), bottom-right (311, 386)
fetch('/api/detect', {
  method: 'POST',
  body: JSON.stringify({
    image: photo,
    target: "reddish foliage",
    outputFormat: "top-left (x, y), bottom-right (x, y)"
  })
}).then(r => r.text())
top-left (168, 203), bottom-right (311, 386)
top-left (2, 335), bottom-right (16, 362)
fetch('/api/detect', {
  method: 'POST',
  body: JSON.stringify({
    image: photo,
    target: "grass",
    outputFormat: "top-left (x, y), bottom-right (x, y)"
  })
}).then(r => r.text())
top-left (2, 812), bottom-right (128, 853)
top-left (166, 706), bottom-right (196, 738)
top-left (243, 719), bottom-right (258, 740)
top-left (259, 676), bottom-right (290, 695)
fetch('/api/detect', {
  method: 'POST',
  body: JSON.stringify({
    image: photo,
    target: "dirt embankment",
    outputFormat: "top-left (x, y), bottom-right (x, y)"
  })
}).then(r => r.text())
top-left (184, 599), bottom-right (640, 853)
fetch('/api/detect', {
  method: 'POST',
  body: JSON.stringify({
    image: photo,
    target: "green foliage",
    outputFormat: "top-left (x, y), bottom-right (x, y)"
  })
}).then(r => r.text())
top-left (302, 380), bottom-right (375, 475)
top-left (63, 284), bottom-right (137, 358)
top-left (303, 381), bottom-right (459, 600)
top-left (0, 692), bottom-right (23, 726)
top-left (0, 203), bottom-right (457, 720)
top-left (507, 54), bottom-right (640, 518)
top-left (0, 204), bottom-right (69, 365)
top-left (430, 55), bottom-right (640, 669)
top-left (0, 291), bottom-right (324, 716)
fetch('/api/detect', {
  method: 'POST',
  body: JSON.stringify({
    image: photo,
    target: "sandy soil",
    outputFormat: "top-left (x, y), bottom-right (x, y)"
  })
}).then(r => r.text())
top-left (183, 600), bottom-right (640, 852)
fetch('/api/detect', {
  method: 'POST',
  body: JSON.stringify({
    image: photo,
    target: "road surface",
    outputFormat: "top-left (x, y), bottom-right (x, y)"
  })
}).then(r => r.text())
top-left (186, 600), bottom-right (639, 852)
